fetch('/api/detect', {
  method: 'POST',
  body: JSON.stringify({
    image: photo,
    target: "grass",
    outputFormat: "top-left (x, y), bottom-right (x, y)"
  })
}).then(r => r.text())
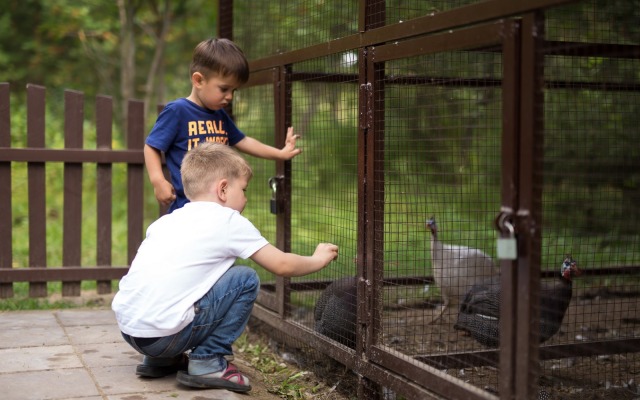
top-left (0, 281), bottom-right (118, 311)
top-left (236, 331), bottom-right (337, 399)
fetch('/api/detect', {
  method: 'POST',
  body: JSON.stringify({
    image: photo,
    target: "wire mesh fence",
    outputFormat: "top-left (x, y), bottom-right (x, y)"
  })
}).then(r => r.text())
top-left (226, 0), bottom-right (640, 399)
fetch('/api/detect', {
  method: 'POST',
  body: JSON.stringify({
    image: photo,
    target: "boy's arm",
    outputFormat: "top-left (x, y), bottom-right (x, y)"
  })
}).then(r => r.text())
top-left (250, 243), bottom-right (338, 277)
top-left (234, 127), bottom-right (301, 161)
top-left (144, 144), bottom-right (176, 206)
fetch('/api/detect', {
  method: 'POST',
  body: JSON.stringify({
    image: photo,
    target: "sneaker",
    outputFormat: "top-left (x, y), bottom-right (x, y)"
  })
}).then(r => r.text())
top-left (176, 363), bottom-right (251, 392)
top-left (136, 354), bottom-right (188, 378)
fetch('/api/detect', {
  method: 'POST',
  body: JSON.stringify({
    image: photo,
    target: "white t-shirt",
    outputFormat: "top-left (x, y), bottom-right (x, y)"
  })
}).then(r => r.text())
top-left (112, 201), bottom-right (269, 337)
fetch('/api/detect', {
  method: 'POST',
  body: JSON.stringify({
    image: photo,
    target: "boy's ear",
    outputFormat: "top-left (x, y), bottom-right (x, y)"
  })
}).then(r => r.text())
top-left (191, 72), bottom-right (205, 86)
top-left (216, 178), bottom-right (229, 201)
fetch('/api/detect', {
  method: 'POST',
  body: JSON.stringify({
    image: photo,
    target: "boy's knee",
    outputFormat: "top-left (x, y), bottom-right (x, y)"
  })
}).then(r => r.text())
top-left (233, 266), bottom-right (260, 291)
top-left (246, 269), bottom-right (260, 293)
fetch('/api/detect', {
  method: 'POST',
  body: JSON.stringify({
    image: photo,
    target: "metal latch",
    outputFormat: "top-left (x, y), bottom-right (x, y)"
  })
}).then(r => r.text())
top-left (269, 176), bottom-right (284, 214)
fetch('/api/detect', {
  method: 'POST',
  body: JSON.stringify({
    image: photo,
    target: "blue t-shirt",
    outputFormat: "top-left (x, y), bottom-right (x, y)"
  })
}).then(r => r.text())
top-left (145, 98), bottom-right (246, 212)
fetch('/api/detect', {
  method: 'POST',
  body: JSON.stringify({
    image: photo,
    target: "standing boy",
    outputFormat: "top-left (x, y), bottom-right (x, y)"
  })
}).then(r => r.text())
top-left (112, 143), bottom-right (338, 392)
top-left (145, 38), bottom-right (301, 213)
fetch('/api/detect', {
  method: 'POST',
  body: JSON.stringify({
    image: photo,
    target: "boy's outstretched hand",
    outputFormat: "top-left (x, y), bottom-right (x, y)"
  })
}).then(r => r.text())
top-left (315, 243), bottom-right (339, 266)
top-left (281, 127), bottom-right (302, 159)
top-left (250, 242), bottom-right (338, 277)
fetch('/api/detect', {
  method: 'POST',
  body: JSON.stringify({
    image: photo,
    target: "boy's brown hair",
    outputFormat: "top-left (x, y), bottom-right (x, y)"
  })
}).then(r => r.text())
top-left (190, 38), bottom-right (249, 84)
top-left (181, 142), bottom-right (253, 200)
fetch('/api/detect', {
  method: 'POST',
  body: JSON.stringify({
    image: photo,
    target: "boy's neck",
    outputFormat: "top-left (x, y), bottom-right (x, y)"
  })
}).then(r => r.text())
top-left (186, 94), bottom-right (201, 107)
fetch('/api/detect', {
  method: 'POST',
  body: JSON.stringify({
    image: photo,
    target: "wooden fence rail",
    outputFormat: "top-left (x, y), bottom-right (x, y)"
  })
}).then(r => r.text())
top-left (0, 82), bottom-right (147, 298)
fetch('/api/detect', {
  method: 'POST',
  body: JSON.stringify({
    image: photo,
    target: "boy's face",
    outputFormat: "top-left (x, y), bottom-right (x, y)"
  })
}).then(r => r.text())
top-left (224, 175), bottom-right (250, 213)
top-left (192, 73), bottom-right (240, 111)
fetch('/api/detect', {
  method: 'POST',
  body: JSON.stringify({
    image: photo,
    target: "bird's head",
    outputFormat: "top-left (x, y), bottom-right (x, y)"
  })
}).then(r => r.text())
top-left (561, 255), bottom-right (581, 281)
top-left (425, 216), bottom-right (437, 235)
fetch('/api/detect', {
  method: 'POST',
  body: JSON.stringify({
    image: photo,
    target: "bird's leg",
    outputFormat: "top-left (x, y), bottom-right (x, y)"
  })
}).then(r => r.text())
top-left (430, 296), bottom-right (449, 324)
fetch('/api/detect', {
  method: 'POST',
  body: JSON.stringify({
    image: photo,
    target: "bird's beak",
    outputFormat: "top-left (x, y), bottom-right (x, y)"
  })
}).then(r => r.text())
top-left (570, 262), bottom-right (582, 276)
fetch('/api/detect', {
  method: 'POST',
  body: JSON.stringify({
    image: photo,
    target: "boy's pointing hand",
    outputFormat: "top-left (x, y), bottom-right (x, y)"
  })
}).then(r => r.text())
top-left (281, 127), bottom-right (302, 159)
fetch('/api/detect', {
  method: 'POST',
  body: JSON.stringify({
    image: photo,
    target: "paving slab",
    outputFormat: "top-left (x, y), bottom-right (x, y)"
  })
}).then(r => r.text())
top-left (56, 309), bottom-right (117, 327)
top-left (0, 309), bottom-right (279, 400)
top-left (0, 368), bottom-right (101, 399)
top-left (0, 311), bottom-right (68, 349)
top-left (0, 345), bottom-right (82, 373)
top-left (76, 342), bottom-right (141, 368)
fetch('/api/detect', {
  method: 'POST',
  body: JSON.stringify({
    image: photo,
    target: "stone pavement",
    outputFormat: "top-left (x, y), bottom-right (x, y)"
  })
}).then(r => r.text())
top-left (0, 309), bottom-right (281, 400)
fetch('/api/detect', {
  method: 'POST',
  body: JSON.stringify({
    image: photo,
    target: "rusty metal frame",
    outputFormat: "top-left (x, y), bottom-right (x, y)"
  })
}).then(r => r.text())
top-left (240, 9), bottom-right (559, 397)
top-left (498, 16), bottom-right (522, 400)
top-left (512, 12), bottom-right (545, 399)
top-left (272, 64), bottom-right (293, 318)
top-left (227, 1), bottom-right (595, 398)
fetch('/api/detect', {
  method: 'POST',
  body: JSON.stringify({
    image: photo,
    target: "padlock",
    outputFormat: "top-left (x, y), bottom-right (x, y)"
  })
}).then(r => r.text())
top-left (270, 197), bottom-right (278, 214)
top-left (497, 237), bottom-right (517, 260)
top-left (496, 219), bottom-right (517, 260)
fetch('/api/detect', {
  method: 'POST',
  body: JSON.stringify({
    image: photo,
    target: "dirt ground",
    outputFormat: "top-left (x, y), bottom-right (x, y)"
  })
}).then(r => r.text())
top-left (377, 285), bottom-right (640, 399)
top-left (277, 283), bottom-right (640, 400)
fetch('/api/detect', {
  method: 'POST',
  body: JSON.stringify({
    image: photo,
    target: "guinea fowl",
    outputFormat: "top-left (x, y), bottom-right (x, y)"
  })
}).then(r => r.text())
top-left (314, 276), bottom-right (358, 349)
top-left (454, 256), bottom-right (581, 347)
top-left (426, 216), bottom-right (497, 322)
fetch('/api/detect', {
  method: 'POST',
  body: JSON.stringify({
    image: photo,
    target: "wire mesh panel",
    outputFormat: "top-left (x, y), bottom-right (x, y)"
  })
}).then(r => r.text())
top-left (233, 1), bottom-right (358, 60)
top-left (287, 55), bottom-right (360, 344)
top-left (536, 2), bottom-right (640, 399)
top-left (232, 85), bottom-right (278, 282)
top-left (375, 39), bottom-right (504, 396)
top-left (384, 0), bottom-right (480, 24)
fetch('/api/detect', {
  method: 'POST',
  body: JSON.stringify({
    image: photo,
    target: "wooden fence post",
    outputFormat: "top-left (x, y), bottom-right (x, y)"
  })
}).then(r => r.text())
top-left (126, 99), bottom-right (144, 264)
top-left (96, 95), bottom-right (114, 294)
top-left (27, 84), bottom-right (47, 298)
top-left (62, 89), bottom-right (84, 297)
top-left (0, 83), bottom-right (13, 298)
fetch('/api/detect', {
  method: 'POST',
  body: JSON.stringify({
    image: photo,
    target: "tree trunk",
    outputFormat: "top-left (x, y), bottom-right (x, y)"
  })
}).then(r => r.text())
top-left (118, 0), bottom-right (137, 139)
top-left (143, 0), bottom-right (173, 120)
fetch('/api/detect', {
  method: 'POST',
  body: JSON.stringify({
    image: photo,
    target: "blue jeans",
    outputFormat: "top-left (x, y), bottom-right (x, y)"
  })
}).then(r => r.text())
top-left (122, 265), bottom-right (259, 375)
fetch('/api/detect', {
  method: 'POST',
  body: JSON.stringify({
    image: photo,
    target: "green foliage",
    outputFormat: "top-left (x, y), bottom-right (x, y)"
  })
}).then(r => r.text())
top-left (0, 0), bottom-right (218, 134)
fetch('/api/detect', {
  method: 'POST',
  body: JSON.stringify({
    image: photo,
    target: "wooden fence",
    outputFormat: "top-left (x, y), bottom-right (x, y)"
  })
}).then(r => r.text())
top-left (0, 82), bottom-right (147, 298)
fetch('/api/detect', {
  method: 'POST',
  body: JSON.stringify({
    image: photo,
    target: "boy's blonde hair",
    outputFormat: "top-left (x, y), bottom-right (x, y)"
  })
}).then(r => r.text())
top-left (181, 143), bottom-right (253, 200)
top-left (190, 38), bottom-right (249, 84)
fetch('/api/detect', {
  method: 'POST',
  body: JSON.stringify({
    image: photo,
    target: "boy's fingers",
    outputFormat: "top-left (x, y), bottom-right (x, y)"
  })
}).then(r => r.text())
top-left (287, 127), bottom-right (300, 140)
